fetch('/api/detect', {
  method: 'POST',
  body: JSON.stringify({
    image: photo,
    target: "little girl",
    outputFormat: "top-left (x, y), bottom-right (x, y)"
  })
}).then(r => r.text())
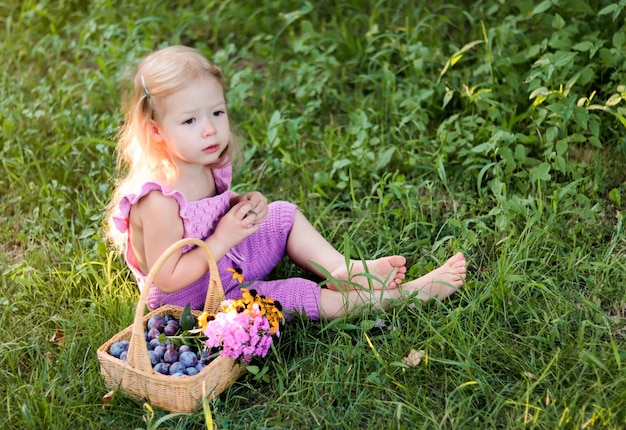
top-left (105, 45), bottom-right (466, 321)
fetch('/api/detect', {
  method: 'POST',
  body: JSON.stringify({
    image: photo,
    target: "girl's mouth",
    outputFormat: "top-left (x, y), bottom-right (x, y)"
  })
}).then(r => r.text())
top-left (203, 144), bottom-right (220, 153)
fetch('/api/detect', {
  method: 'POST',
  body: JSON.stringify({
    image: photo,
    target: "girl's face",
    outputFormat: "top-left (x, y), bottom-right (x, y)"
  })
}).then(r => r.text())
top-left (150, 75), bottom-right (230, 168)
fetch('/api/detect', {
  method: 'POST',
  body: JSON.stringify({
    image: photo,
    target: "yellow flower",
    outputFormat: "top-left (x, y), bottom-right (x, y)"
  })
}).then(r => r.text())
top-left (227, 267), bottom-right (244, 284)
top-left (240, 288), bottom-right (252, 303)
top-left (197, 311), bottom-right (215, 332)
top-left (223, 288), bottom-right (284, 335)
top-left (265, 305), bottom-right (284, 336)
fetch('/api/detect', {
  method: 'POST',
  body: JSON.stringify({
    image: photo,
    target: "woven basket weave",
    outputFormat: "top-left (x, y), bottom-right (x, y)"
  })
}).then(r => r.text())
top-left (97, 238), bottom-right (245, 413)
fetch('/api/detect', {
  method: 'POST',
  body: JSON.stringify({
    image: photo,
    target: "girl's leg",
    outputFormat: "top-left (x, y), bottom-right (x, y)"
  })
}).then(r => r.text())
top-left (286, 211), bottom-right (406, 290)
top-left (318, 286), bottom-right (401, 319)
top-left (319, 252), bottom-right (467, 320)
top-left (399, 252), bottom-right (466, 302)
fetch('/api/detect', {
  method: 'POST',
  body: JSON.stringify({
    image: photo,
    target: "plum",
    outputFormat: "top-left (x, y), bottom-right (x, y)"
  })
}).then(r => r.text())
top-left (148, 338), bottom-right (165, 350)
top-left (147, 315), bottom-right (165, 332)
top-left (147, 328), bottom-right (161, 341)
top-left (109, 340), bottom-right (130, 358)
top-left (153, 362), bottom-right (169, 374)
top-left (179, 351), bottom-right (197, 368)
top-left (148, 350), bottom-right (160, 366)
top-left (169, 361), bottom-right (185, 375)
top-left (163, 345), bottom-right (179, 364)
top-left (163, 320), bottom-right (180, 336)
top-left (179, 345), bottom-right (192, 354)
top-left (153, 345), bottom-right (166, 359)
top-left (185, 366), bottom-right (199, 376)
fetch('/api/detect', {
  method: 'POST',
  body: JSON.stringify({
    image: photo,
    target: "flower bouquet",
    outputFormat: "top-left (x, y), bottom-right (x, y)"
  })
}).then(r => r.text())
top-left (104, 288), bottom-right (283, 377)
top-left (97, 238), bottom-right (282, 413)
top-left (198, 288), bottom-right (284, 363)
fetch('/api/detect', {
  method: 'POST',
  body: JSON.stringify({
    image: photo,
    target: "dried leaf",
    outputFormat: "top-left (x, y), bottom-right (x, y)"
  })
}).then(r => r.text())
top-left (402, 349), bottom-right (425, 367)
top-left (49, 328), bottom-right (64, 347)
top-left (101, 390), bottom-right (115, 405)
top-left (523, 371), bottom-right (538, 380)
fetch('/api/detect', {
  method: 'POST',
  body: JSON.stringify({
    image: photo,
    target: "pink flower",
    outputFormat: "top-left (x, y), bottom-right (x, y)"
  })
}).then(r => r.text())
top-left (203, 307), bottom-right (274, 363)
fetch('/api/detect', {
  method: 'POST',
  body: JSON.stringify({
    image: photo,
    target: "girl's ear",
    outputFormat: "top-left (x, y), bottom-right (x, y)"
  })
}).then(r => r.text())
top-left (149, 119), bottom-right (164, 142)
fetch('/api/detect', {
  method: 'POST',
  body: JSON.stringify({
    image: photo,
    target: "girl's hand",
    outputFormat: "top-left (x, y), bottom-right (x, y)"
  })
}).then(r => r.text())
top-left (236, 191), bottom-right (268, 225)
top-left (212, 201), bottom-right (262, 249)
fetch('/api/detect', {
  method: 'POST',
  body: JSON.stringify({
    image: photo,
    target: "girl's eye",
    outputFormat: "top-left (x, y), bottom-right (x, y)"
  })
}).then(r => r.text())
top-left (183, 118), bottom-right (196, 125)
top-left (213, 110), bottom-right (225, 117)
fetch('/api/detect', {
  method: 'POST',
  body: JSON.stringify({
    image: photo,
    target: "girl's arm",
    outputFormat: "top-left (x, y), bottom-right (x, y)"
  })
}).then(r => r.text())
top-left (131, 191), bottom-right (260, 294)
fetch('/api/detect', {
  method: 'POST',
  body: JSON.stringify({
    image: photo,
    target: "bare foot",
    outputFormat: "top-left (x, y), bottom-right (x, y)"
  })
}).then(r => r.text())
top-left (400, 252), bottom-right (466, 302)
top-left (329, 256), bottom-right (407, 290)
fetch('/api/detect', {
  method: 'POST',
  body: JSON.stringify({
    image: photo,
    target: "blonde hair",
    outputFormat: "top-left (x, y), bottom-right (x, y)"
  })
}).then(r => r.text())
top-left (105, 45), bottom-right (236, 252)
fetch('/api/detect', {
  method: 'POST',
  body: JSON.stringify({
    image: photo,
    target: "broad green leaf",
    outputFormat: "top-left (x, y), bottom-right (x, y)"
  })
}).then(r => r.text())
top-left (375, 147), bottom-right (395, 171)
top-left (572, 107), bottom-right (588, 129)
top-left (332, 159), bottom-right (351, 170)
top-left (549, 37), bottom-right (571, 50)
top-left (598, 4), bottom-right (620, 16)
top-left (551, 14), bottom-right (566, 30)
top-left (530, 163), bottom-right (551, 182)
top-left (498, 146), bottom-right (515, 175)
top-left (514, 145), bottom-right (527, 162)
top-left (553, 51), bottom-right (577, 68)
top-left (613, 32), bottom-right (626, 48)
top-left (546, 126), bottom-right (559, 143)
top-left (589, 136), bottom-right (602, 148)
top-left (280, 1), bottom-right (313, 26)
top-left (556, 140), bottom-right (568, 156)
top-left (555, 155), bottom-right (567, 174)
top-left (180, 303), bottom-right (195, 331)
top-left (247, 365), bottom-right (260, 375)
top-left (609, 188), bottom-right (622, 207)
top-left (572, 41), bottom-right (593, 52)
top-left (471, 142), bottom-right (494, 154)
top-left (567, 133), bottom-right (586, 143)
top-left (532, 0), bottom-right (552, 16)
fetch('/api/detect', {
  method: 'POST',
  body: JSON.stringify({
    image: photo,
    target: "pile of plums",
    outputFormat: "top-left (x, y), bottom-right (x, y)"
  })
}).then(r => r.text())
top-left (108, 313), bottom-right (209, 376)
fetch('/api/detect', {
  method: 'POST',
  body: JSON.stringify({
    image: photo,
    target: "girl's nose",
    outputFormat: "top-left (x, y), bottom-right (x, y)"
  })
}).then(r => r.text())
top-left (203, 120), bottom-right (216, 136)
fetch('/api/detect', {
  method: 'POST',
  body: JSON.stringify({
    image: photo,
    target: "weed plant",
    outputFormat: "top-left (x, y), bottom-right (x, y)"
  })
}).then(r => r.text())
top-left (1, 0), bottom-right (625, 429)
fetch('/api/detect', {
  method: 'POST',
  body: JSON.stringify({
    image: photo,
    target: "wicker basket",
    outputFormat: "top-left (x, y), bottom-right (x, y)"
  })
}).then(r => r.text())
top-left (97, 238), bottom-right (246, 413)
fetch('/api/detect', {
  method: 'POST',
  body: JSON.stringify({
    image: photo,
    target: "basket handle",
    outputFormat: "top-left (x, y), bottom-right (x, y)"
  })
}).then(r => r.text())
top-left (126, 238), bottom-right (224, 372)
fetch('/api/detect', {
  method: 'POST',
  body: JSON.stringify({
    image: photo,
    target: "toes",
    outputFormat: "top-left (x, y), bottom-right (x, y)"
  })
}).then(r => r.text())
top-left (449, 253), bottom-right (466, 268)
top-left (451, 252), bottom-right (465, 263)
top-left (395, 255), bottom-right (407, 266)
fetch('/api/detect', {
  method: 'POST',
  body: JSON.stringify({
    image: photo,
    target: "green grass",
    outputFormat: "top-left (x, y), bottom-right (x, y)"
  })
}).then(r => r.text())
top-left (1, 0), bottom-right (625, 428)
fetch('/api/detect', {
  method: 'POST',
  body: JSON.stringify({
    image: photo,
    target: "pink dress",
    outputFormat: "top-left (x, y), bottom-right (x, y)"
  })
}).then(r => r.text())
top-left (113, 164), bottom-right (321, 320)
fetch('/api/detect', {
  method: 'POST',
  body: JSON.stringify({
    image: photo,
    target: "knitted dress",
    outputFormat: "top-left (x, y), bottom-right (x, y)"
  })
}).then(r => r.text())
top-left (112, 164), bottom-right (321, 320)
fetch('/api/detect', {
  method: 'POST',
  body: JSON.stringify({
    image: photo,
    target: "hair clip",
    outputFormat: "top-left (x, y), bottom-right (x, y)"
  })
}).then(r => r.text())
top-left (140, 75), bottom-right (151, 99)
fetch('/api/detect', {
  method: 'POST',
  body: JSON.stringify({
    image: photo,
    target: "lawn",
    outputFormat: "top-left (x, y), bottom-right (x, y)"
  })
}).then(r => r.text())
top-left (1, 0), bottom-right (625, 429)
